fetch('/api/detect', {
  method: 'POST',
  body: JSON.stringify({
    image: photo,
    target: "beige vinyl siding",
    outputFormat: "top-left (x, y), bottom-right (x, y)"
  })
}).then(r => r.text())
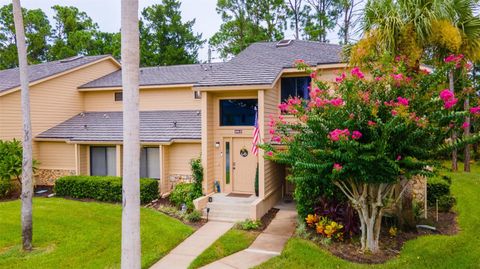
top-left (37, 142), bottom-right (76, 170)
top-left (201, 91), bottom-right (215, 193)
top-left (83, 87), bottom-right (200, 112)
top-left (79, 145), bottom-right (88, 175)
top-left (0, 59), bottom-right (119, 141)
top-left (166, 143), bottom-right (201, 175)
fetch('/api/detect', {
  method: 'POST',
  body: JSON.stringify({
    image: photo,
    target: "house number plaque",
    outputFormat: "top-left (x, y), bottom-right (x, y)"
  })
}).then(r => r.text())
top-left (234, 129), bottom-right (243, 134)
top-left (240, 148), bottom-right (249, 157)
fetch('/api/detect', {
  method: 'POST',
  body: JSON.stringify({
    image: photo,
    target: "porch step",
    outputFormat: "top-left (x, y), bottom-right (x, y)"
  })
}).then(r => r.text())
top-left (201, 193), bottom-right (258, 222)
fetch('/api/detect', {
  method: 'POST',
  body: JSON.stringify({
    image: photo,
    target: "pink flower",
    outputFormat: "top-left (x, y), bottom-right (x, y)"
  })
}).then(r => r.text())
top-left (396, 155), bottom-right (402, 161)
top-left (397, 97), bottom-right (409, 106)
top-left (349, 113), bottom-right (355, 119)
top-left (333, 163), bottom-right (343, 171)
top-left (352, 131), bottom-right (362, 140)
top-left (310, 71), bottom-right (317, 79)
top-left (368, 120), bottom-right (376, 126)
top-left (330, 98), bottom-right (344, 107)
top-left (267, 151), bottom-right (273, 156)
top-left (300, 115), bottom-right (309, 122)
top-left (351, 67), bottom-right (365, 79)
top-left (269, 128), bottom-right (276, 135)
top-left (444, 98), bottom-right (458, 109)
top-left (328, 129), bottom-right (350, 142)
top-left (335, 73), bottom-right (346, 83)
top-left (469, 107), bottom-right (480, 115)
top-left (278, 103), bottom-right (288, 111)
top-left (309, 87), bottom-right (322, 99)
top-left (462, 122), bottom-right (470, 129)
top-left (440, 89), bottom-right (454, 102)
top-left (392, 73), bottom-right (403, 81)
top-left (391, 110), bottom-right (398, 116)
top-left (444, 54), bottom-right (464, 64)
top-left (272, 136), bottom-right (281, 143)
top-left (294, 59), bottom-right (305, 64)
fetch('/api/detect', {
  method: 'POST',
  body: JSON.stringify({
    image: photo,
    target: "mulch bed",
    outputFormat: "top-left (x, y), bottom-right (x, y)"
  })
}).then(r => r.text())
top-left (312, 209), bottom-right (458, 264)
top-left (1, 185), bottom-right (54, 201)
top-left (147, 197), bottom-right (208, 229)
top-left (259, 207), bottom-right (280, 231)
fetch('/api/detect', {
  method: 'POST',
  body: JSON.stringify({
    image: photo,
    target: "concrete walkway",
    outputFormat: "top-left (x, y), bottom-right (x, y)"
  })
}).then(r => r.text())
top-left (150, 221), bottom-right (234, 269)
top-left (201, 202), bottom-right (297, 269)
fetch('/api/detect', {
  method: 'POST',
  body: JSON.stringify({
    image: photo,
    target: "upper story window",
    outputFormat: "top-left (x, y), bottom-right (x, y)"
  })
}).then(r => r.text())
top-left (220, 99), bottom-right (258, 126)
top-left (114, 92), bottom-right (123, 101)
top-left (281, 76), bottom-right (311, 102)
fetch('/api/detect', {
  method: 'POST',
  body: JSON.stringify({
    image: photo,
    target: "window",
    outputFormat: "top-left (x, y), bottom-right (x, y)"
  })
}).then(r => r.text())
top-left (90, 146), bottom-right (116, 176)
top-left (140, 147), bottom-right (160, 179)
top-left (225, 142), bottom-right (230, 184)
top-left (281, 76), bottom-right (311, 101)
top-left (114, 92), bottom-right (123, 101)
top-left (194, 90), bottom-right (201, 99)
top-left (220, 99), bottom-right (258, 126)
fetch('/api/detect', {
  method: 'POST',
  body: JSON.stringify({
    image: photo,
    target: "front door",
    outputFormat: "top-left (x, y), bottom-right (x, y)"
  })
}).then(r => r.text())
top-left (231, 137), bottom-right (257, 194)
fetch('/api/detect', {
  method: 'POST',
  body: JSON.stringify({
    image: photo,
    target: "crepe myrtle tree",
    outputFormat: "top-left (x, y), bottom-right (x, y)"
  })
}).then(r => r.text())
top-left (262, 58), bottom-right (480, 253)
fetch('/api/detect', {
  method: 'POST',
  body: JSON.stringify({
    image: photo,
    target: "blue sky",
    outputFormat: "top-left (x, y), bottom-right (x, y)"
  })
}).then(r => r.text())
top-left (0, 0), bottom-right (343, 62)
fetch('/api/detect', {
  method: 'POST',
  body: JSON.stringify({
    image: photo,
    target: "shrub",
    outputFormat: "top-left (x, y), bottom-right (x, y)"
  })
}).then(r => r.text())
top-left (54, 176), bottom-right (158, 204)
top-left (0, 139), bottom-right (37, 183)
top-left (170, 183), bottom-right (195, 210)
top-left (0, 179), bottom-right (13, 199)
top-left (186, 210), bottom-right (202, 222)
top-left (190, 157), bottom-right (203, 199)
top-left (427, 176), bottom-right (456, 212)
top-left (314, 196), bottom-right (359, 238)
top-left (235, 219), bottom-right (262, 230)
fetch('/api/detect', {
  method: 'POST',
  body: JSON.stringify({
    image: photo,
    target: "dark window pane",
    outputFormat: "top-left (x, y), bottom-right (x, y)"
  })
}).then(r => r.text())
top-left (140, 147), bottom-right (160, 179)
top-left (225, 142), bottom-right (230, 184)
top-left (220, 99), bottom-right (258, 126)
top-left (281, 76), bottom-right (311, 102)
top-left (114, 92), bottom-right (123, 101)
top-left (90, 146), bottom-right (116, 176)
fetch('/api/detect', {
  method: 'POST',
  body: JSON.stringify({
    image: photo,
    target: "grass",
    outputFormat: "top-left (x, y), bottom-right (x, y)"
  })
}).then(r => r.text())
top-left (0, 198), bottom-right (194, 269)
top-left (256, 162), bottom-right (480, 269)
top-left (188, 228), bottom-right (259, 268)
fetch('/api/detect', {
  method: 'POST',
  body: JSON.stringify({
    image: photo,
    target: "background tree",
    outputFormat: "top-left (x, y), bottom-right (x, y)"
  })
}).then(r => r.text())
top-left (12, 0), bottom-right (34, 251)
top-left (210, 0), bottom-right (287, 58)
top-left (140, 0), bottom-right (204, 66)
top-left (48, 5), bottom-right (98, 60)
top-left (304, 0), bottom-right (342, 42)
top-left (336, 0), bottom-right (362, 44)
top-left (0, 4), bottom-right (50, 69)
top-left (286, 0), bottom-right (311, 39)
top-left (121, 0), bottom-right (141, 267)
top-left (90, 32), bottom-right (121, 59)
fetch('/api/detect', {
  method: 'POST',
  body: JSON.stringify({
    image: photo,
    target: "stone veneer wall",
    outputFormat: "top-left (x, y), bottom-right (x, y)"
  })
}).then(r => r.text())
top-left (161, 174), bottom-right (193, 194)
top-left (411, 174), bottom-right (427, 208)
top-left (35, 169), bottom-right (75, 186)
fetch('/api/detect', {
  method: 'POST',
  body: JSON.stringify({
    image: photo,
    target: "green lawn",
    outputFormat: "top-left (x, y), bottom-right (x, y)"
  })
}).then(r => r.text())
top-left (256, 163), bottom-right (480, 269)
top-left (0, 198), bottom-right (194, 269)
top-left (188, 228), bottom-right (259, 269)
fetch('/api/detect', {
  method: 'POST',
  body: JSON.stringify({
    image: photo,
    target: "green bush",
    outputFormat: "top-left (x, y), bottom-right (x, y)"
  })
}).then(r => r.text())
top-left (190, 157), bottom-right (203, 199)
top-left (0, 179), bottom-right (13, 199)
top-left (427, 176), bottom-right (455, 212)
top-left (186, 210), bottom-right (202, 222)
top-left (235, 219), bottom-right (262, 230)
top-left (170, 183), bottom-right (195, 210)
top-left (54, 176), bottom-right (158, 204)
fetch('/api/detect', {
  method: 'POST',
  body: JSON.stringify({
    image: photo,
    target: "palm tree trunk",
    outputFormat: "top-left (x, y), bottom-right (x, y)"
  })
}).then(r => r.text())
top-left (121, 0), bottom-right (141, 268)
top-left (449, 70), bottom-right (458, 171)
top-left (464, 97), bottom-right (471, 172)
top-left (12, 0), bottom-right (33, 252)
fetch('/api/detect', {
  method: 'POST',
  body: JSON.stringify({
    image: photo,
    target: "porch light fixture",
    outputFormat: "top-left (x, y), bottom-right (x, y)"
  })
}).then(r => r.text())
top-left (215, 142), bottom-right (220, 148)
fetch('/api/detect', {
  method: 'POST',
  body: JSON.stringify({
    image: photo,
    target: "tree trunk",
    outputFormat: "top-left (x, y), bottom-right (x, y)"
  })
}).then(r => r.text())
top-left (449, 70), bottom-right (458, 171)
top-left (464, 97), bottom-right (471, 172)
top-left (335, 181), bottom-right (398, 253)
top-left (121, 0), bottom-right (141, 268)
top-left (13, 0), bottom-right (33, 252)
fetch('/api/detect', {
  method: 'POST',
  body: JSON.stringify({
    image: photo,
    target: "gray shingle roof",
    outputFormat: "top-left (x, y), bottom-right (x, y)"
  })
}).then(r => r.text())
top-left (195, 40), bottom-right (343, 87)
top-left (79, 63), bottom-right (223, 89)
top-left (0, 55), bottom-right (111, 93)
top-left (36, 110), bottom-right (201, 143)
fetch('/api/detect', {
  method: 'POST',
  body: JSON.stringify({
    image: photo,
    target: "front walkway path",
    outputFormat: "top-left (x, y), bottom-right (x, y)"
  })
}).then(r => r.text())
top-left (150, 221), bottom-right (234, 269)
top-left (201, 202), bottom-right (297, 269)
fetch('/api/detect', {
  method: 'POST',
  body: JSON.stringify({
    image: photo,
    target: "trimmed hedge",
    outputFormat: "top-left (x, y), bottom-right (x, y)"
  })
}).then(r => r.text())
top-left (170, 183), bottom-right (195, 210)
top-left (54, 176), bottom-right (158, 204)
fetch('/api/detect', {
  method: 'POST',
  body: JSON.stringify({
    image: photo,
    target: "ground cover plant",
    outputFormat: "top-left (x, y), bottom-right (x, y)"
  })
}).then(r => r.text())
top-left (0, 197), bottom-right (193, 269)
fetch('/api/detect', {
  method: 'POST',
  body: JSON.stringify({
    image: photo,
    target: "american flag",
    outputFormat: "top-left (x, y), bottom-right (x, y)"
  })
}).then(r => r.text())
top-left (252, 106), bottom-right (260, 156)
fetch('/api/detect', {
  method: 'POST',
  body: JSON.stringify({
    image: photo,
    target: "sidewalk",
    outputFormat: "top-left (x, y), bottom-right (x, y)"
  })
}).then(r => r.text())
top-left (150, 221), bottom-right (234, 269)
top-left (201, 202), bottom-right (297, 269)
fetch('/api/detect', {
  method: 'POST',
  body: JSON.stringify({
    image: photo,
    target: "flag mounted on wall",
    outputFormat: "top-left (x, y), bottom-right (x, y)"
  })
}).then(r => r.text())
top-left (251, 106), bottom-right (260, 156)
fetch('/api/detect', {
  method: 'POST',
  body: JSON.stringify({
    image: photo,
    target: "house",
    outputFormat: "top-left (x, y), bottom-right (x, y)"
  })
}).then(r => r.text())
top-left (0, 40), bottom-right (345, 220)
